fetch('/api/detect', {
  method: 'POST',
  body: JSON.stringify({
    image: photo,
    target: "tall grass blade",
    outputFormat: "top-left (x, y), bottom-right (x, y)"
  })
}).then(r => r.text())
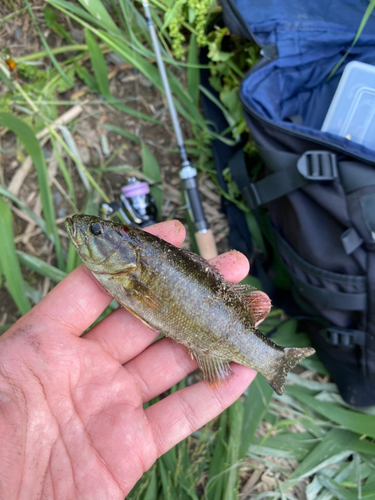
top-left (0, 113), bottom-right (64, 269)
top-left (77, 0), bottom-right (121, 35)
top-left (65, 241), bottom-right (81, 274)
top-left (24, 282), bottom-right (43, 305)
top-left (250, 431), bottom-right (316, 461)
top-left (0, 186), bottom-right (47, 233)
top-left (187, 35), bottom-right (199, 107)
top-left (327, 0), bottom-right (375, 79)
top-left (0, 198), bottom-right (31, 315)
top-left (159, 456), bottom-right (177, 500)
top-left (50, 135), bottom-right (76, 206)
top-left (143, 466), bottom-right (157, 500)
top-left (288, 428), bottom-right (360, 482)
top-left (48, 0), bottom-right (111, 31)
top-left (318, 474), bottom-right (360, 500)
top-left (16, 251), bottom-right (67, 283)
top-left (240, 374), bottom-right (273, 458)
top-left (59, 126), bottom-right (91, 191)
top-left (0, 65), bottom-right (12, 88)
top-left (101, 124), bottom-right (140, 144)
top-left (25, 0), bottom-right (74, 87)
top-left (97, 31), bottom-right (205, 128)
top-left (224, 399), bottom-right (244, 499)
top-left (206, 411), bottom-right (227, 500)
top-left (287, 386), bottom-right (375, 439)
top-left (85, 28), bottom-right (110, 98)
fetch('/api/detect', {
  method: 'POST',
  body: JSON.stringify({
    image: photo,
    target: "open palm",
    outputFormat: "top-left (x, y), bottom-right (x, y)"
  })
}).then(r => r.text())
top-left (0, 221), bottom-right (259, 499)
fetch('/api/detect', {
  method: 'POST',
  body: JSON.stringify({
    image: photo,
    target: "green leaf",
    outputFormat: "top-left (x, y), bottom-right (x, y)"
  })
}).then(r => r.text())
top-left (0, 113), bottom-right (64, 269)
top-left (224, 399), bottom-right (244, 500)
top-left (66, 241), bottom-right (81, 274)
top-left (97, 31), bottom-right (205, 128)
top-left (141, 142), bottom-right (162, 184)
top-left (240, 374), bottom-right (273, 458)
top-left (288, 428), bottom-right (356, 481)
top-left (0, 65), bottom-right (12, 88)
top-left (0, 198), bottom-right (31, 315)
top-left (85, 28), bottom-right (110, 98)
top-left (48, 0), bottom-right (109, 31)
top-left (143, 466), bottom-right (157, 500)
top-left (44, 5), bottom-right (73, 42)
top-left (159, 456), bottom-right (177, 500)
top-left (250, 431), bottom-right (316, 462)
top-left (25, 0), bottom-right (73, 87)
top-left (77, 0), bottom-right (121, 35)
top-left (287, 386), bottom-right (375, 439)
top-left (16, 251), bottom-right (67, 283)
top-left (75, 66), bottom-right (99, 92)
top-left (187, 35), bottom-right (199, 107)
top-left (0, 185), bottom-right (47, 234)
top-left (318, 474), bottom-right (360, 500)
top-left (206, 411), bottom-right (228, 500)
top-left (101, 124), bottom-right (140, 144)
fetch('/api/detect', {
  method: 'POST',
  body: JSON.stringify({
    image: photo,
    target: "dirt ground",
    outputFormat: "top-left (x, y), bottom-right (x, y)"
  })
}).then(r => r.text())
top-left (0, 0), bottom-right (230, 326)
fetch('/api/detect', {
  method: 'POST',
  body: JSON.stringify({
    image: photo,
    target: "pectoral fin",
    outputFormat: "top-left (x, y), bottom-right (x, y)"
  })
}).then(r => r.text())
top-left (191, 351), bottom-right (233, 387)
top-left (128, 278), bottom-right (164, 312)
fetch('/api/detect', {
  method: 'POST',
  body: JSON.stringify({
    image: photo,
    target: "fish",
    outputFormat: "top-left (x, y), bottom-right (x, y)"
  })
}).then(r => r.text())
top-left (66, 214), bottom-right (315, 395)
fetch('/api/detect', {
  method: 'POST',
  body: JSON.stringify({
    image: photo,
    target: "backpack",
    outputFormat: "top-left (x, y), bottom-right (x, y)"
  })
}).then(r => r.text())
top-left (202, 0), bottom-right (375, 408)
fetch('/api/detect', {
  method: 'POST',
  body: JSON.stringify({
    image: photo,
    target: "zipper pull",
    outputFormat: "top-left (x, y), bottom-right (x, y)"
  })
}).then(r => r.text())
top-left (260, 44), bottom-right (278, 61)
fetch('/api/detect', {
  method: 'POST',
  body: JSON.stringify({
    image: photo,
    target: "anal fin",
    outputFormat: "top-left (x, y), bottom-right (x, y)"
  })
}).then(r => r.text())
top-left (192, 351), bottom-right (233, 387)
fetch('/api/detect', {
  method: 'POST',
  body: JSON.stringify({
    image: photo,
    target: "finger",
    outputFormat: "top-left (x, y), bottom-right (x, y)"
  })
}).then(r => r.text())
top-left (145, 219), bottom-right (186, 246)
top-left (210, 250), bottom-right (249, 283)
top-left (11, 221), bottom-right (186, 339)
top-left (84, 250), bottom-right (250, 363)
top-left (125, 337), bottom-right (197, 402)
top-left (145, 364), bottom-right (257, 458)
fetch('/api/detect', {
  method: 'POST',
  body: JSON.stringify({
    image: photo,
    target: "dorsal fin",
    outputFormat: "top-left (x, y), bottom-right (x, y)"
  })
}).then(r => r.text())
top-left (180, 248), bottom-right (224, 279)
top-left (242, 291), bottom-right (271, 324)
top-left (230, 283), bottom-right (256, 293)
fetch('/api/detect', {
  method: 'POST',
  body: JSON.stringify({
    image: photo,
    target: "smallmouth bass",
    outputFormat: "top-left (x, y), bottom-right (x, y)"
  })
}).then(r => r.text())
top-left (66, 215), bottom-right (315, 394)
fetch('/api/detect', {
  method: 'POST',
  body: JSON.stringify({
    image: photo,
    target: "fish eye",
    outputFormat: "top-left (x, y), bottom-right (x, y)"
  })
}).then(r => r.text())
top-left (90, 222), bottom-right (104, 236)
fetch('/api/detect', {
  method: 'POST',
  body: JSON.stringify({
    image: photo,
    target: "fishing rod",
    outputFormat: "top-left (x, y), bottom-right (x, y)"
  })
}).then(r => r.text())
top-left (141, 0), bottom-right (218, 260)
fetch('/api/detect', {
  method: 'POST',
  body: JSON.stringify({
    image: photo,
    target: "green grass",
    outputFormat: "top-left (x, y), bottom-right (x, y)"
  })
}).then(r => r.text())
top-left (1, 1), bottom-right (375, 498)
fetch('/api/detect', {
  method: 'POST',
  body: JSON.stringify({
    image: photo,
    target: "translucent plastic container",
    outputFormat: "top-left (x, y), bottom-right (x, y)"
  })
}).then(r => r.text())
top-left (321, 61), bottom-right (375, 150)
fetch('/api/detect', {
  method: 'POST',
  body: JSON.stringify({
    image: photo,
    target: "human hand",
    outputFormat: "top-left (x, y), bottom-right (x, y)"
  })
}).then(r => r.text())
top-left (0, 220), bottom-right (262, 499)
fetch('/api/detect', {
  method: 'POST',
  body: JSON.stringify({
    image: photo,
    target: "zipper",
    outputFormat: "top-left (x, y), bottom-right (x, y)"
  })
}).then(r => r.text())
top-left (240, 64), bottom-right (375, 166)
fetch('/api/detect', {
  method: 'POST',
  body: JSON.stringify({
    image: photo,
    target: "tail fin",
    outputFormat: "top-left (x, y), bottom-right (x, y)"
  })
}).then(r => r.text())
top-left (266, 347), bottom-right (315, 395)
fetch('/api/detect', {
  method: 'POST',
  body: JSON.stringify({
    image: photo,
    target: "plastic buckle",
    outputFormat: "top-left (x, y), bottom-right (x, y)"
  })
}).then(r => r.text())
top-left (297, 151), bottom-right (338, 181)
top-left (322, 327), bottom-right (366, 348)
top-left (243, 183), bottom-right (262, 210)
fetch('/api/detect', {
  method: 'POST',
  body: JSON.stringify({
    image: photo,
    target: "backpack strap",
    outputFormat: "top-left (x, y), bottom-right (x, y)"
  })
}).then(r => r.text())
top-left (236, 147), bottom-right (371, 209)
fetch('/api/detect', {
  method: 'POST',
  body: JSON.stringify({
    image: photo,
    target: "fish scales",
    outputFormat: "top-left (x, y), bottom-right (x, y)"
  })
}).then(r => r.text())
top-left (66, 215), bottom-right (315, 394)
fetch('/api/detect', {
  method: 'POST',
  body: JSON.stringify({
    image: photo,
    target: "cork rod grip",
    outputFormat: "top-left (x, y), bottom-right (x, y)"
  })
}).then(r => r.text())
top-left (195, 229), bottom-right (218, 261)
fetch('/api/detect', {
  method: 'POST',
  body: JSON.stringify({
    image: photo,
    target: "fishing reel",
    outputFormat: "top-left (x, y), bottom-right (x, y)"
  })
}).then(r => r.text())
top-left (101, 177), bottom-right (157, 228)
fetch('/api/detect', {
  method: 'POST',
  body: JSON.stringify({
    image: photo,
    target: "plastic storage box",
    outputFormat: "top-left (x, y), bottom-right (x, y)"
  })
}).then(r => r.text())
top-left (321, 61), bottom-right (375, 150)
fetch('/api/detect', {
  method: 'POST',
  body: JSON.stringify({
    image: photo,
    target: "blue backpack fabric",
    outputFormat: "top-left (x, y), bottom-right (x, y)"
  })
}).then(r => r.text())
top-left (207, 0), bottom-right (375, 407)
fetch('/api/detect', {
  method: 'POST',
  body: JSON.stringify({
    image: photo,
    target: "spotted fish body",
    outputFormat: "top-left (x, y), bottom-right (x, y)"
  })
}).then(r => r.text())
top-left (66, 215), bottom-right (315, 394)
